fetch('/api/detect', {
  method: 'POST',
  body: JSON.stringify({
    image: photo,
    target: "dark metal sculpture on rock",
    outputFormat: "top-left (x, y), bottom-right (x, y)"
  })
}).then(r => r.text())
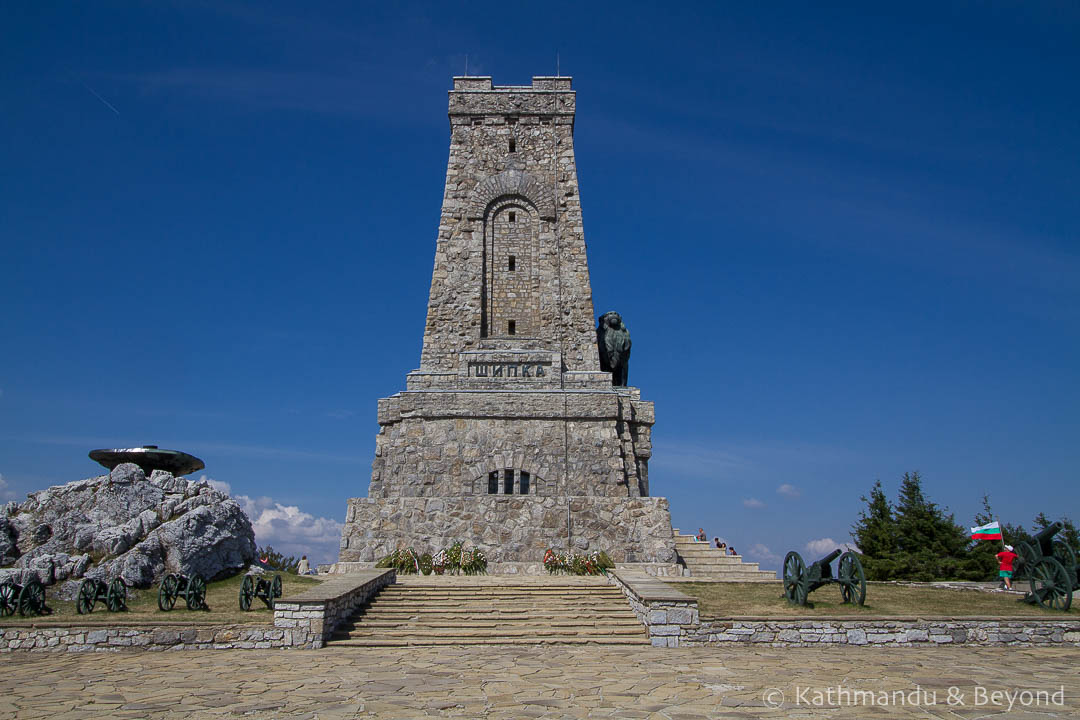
top-left (783, 548), bottom-right (866, 607)
top-left (1015, 522), bottom-right (1074, 611)
top-left (89, 445), bottom-right (205, 476)
top-left (597, 312), bottom-right (631, 387)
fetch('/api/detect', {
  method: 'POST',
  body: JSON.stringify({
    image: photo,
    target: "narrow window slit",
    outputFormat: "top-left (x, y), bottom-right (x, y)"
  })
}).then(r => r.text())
top-left (508, 255), bottom-right (516, 271)
top-left (508, 320), bottom-right (516, 335)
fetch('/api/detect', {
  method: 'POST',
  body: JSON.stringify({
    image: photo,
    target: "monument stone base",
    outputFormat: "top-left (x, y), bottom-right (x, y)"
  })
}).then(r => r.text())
top-left (339, 495), bottom-right (677, 565)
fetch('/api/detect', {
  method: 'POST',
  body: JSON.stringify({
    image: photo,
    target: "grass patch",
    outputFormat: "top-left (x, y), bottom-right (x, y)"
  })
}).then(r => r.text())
top-left (0, 572), bottom-right (324, 626)
top-left (674, 582), bottom-right (1080, 618)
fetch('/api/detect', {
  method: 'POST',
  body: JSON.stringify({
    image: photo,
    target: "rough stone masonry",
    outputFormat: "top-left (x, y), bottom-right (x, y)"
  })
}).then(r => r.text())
top-left (339, 76), bottom-right (676, 565)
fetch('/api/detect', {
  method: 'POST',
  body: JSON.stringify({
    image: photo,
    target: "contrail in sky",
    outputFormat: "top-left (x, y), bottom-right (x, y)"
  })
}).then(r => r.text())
top-left (69, 71), bottom-right (120, 115)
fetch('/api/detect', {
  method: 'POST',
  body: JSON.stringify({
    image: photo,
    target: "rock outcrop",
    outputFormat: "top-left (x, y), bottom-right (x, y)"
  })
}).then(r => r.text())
top-left (0, 464), bottom-right (255, 591)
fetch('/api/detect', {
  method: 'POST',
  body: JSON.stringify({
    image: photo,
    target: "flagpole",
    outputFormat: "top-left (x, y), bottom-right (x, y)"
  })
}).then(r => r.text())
top-left (997, 516), bottom-right (1005, 550)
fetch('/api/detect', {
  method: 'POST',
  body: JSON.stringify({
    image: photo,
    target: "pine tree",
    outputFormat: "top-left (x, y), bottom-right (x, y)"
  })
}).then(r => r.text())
top-left (256, 545), bottom-right (299, 573)
top-left (892, 472), bottom-right (980, 581)
top-left (850, 479), bottom-right (899, 580)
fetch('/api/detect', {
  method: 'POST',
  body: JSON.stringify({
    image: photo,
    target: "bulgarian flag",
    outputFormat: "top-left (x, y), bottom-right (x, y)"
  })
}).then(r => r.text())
top-left (970, 521), bottom-right (1003, 541)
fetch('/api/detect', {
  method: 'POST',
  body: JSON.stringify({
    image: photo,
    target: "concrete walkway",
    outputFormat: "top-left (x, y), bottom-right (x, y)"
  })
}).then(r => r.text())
top-left (3, 644), bottom-right (1077, 718)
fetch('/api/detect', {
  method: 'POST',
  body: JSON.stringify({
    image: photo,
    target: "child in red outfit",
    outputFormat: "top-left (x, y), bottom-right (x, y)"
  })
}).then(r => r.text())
top-left (996, 545), bottom-right (1019, 589)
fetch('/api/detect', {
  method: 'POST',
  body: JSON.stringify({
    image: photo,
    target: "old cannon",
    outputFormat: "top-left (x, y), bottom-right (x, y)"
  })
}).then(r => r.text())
top-left (0, 577), bottom-right (48, 617)
top-left (1014, 522), bottom-right (1075, 611)
top-left (783, 549), bottom-right (866, 607)
top-left (76, 577), bottom-right (128, 614)
top-left (157, 573), bottom-right (208, 611)
top-left (238, 573), bottom-right (282, 610)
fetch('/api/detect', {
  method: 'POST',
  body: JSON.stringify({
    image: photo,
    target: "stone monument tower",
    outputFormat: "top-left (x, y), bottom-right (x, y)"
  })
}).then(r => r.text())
top-left (339, 75), bottom-right (676, 568)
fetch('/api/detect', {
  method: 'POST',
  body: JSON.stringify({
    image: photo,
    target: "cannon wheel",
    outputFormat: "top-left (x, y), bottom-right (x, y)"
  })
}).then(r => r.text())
top-left (107, 578), bottom-right (127, 612)
top-left (158, 574), bottom-right (178, 611)
top-left (239, 574), bottom-right (254, 611)
top-left (270, 574), bottom-right (282, 606)
top-left (783, 552), bottom-right (808, 606)
top-left (1052, 541), bottom-right (1079, 590)
top-left (0, 581), bottom-right (14, 617)
top-left (77, 578), bottom-right (97, 615)
top-left (18, 579), bottom-right (45, 616)
top-left (186, 574), bottom-right (206, 610)
top-left (1028, 557), bottom-right (1073, 611)
top-left (837, 552), bottom-right (867, 606)
top-left (1014, 540), bottom-right (1038, 580)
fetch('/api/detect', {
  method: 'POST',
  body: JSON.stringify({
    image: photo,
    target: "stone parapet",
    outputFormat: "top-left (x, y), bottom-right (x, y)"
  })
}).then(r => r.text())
top-left (0, 623), bottom-right (288, 652)
top-left (273, 569), bottom-right (395, 649)
top-left (607, 569), bottom-right (1080, 648)
top-left (608, 570), bottom-right (700, 647)
top-left (0, 570), bottom-right (397, 652)
top-left (685, 618), bottom-right (1080, 647)
top-left (448, 76), bottom-right (575, 119)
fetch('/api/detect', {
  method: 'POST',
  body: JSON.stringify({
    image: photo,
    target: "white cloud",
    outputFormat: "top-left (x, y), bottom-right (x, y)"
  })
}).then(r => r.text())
top-left (746, 543), bottom-right (781, 565)
top-left (804, 537), bottom-right (858, 557)
top-left (742, 498), bottom-right (765, 509)
top-left (0, 473), bottom-right (15, 501)
top-left (199, 475), bottom-right (232, 496)
top-left (777, 483), bottom-right (800, 498)
top-left (235, 494), bottom-right (343, 566)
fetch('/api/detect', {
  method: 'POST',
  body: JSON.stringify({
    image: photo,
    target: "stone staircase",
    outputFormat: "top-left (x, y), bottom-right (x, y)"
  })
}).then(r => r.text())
top-left (673, 531), bottom-right (777, 581)
top-left (331, 575), bottom-right (648, 646)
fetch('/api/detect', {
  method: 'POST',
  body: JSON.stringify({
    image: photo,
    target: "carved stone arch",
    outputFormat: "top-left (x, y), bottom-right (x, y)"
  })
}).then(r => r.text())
top-left (470, 461), bottom-right (548, 496)
top-left (468, 168), bottom-right (555, 220)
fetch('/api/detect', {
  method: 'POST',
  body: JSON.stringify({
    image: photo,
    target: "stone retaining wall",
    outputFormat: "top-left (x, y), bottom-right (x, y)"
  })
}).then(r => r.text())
top-left (0, 569), bottom-right (396, 652)
top-left (609, 570), bottom-right (699, 647)
top-left (609, 570), bottom-right (1080, 648)
top-left (341, 497), bottom-right (676, 565)
top-left (272, 569), bottom-right (395, 649)
top-left (685, 619), bottom-right (1080, 646)
top-left (327, 561), bottom-right (683, 577)
top-left (0, 624), bottom-right (288, 652)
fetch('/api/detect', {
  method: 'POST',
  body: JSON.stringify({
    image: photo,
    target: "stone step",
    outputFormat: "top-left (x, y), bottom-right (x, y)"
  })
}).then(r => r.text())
top-left (676, 556), bottom-right (748, 565)
top-left (369, 595), bottom-right (630, 604)
top-left (354, 613), bottom-right (639, 621)
top-left (366, 599), bottom-right (631, 609)
top-left (682, 559), bottom-right (761, 570)
top-left (376, 586), bottom-right (626, 594)
top-left (338, 624), bottom-right (645, 638)
top-left (349, 617), bottom-right (643, 626)
top-left (373, 592), bottom-right (627, 601)
top-left (330, 579), bottom-right (646, 647)
top-left (339, 626), bottom-right (645, 639)
top-left (333, 635), bottom-right (648, 647)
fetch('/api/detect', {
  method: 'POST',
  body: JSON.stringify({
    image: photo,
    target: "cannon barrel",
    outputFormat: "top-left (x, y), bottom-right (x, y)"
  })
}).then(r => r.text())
top-left (814, 548), bottom-right (843, 567)
top-left (1033, 521), bottom-right (1065, 554)
top-left (1033, 522), bottom-right (1064, 543)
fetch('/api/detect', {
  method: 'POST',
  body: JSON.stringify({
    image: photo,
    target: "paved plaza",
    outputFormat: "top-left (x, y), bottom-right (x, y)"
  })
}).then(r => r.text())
top-left (4, 644), bottom-right (1078, 718)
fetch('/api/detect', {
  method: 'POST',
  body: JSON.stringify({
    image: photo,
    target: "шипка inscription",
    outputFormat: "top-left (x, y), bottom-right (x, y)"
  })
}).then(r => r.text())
top-left (468, 361), bottom-right (550, 378)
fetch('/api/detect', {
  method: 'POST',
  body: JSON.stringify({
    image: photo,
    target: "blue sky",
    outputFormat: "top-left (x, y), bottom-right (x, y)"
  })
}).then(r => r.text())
top-left (2, 2), bottom-right (1078, 568)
